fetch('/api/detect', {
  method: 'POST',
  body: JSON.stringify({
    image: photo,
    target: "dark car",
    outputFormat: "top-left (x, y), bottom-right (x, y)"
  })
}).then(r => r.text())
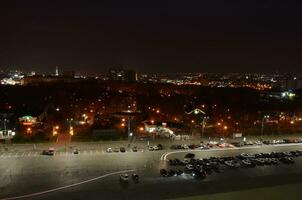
top-left (170, 145), bottom-right (182, 150)
top-left (188, 144), bottom-right (198, 149)
top-left (160, 169), bottom-right (168, 177)
top-left (42, 150), bottom-right (48, 155)
top-left (168, 170), bottom-right (176, 176)
top-left (168, 159), bottom-right (176, 166)
top-left (184, 153), bottom-right (195, 159)
top-left (132, 173), bottom-right (139, 182)
top-left (132, 146), bottom-right (138, 152)
top-left (73, 149), bottom-right (79, 154)
top-left (120, 147), bottom-right (126, 152)
top-left (280, 157), bottom-right (294, 164)
top-left (176, 169), bottom-right (184, 176)
top-left (192, 169), bottom-right (207, 179)
top-left (157, 144), bottom-right (163, 150)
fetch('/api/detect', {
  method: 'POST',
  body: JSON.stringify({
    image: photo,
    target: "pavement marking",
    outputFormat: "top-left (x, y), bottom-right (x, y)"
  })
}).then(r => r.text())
top-left (0, 169), bottom-right (136, 200)
top-left (161, 143), bottom-right (302, 161)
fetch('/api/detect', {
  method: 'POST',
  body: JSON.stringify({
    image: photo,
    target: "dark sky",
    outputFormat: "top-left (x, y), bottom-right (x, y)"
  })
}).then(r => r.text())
top-left (1, 0), bottom-right (302, 74)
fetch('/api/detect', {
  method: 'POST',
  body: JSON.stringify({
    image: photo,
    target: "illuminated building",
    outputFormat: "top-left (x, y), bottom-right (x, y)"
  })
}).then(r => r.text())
top-left (108, 68), bottom-right (137, 82)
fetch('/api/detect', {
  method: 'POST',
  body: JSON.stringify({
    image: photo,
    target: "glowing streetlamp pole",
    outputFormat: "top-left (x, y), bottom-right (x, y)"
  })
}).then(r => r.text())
top-left (201, 117), bottom-right (206, 139)
top-left (3, 119), bottom-right (7, 136)
top-left (127, 117), bottom-right (133, 143)
top-left (185, 108), bottom-right (206, 139)
top-left (261, 115), bottom-right (269, 139)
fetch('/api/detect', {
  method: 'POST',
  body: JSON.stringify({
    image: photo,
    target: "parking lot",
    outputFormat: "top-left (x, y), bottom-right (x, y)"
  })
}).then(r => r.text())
top-left (2, 137), bottom-right (302, 200)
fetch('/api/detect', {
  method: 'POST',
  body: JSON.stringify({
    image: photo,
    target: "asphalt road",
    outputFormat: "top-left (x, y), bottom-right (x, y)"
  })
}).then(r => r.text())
top-left (1, 143), bottom-right (302, 200)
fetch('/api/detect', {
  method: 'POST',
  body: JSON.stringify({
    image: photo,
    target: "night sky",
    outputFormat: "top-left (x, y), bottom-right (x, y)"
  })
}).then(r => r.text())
top-left (1, 1), bottom-right (302, 74)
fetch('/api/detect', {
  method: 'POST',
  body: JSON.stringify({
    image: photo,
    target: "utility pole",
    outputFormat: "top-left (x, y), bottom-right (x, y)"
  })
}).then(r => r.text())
top-left (3, 118), bottom-right (7, 136)
top-left (127, 117), bottom-right (132, 145)
top-left (261, 115), bottom-right (269, 139)
top-left (201, 117), bottom-right (206, 139)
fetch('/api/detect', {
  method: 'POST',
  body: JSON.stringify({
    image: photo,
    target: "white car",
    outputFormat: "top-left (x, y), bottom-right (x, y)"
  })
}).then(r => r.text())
top-left (183, 158), bottom-right (190, 164)
top-left (106, 148), bottom-right (113, 153)
top-left (242, 159), bottom-right (252, 166)
top-left (240, 153), bottom-right (250, 158)
top-left (153, 145), bottom-right (159, 150)
top-left (120, 173), bottom-right (129, 182)
top-left (224, 160), bottom-right (235, 168)
top-left (185, 164), bottom-right (194, 171)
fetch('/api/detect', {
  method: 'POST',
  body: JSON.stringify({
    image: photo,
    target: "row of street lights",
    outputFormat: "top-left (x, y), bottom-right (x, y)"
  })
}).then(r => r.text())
top-left (52, 118), bottom-right (74, 136)
top-left (187, 108), bottom-right (273, 139)
top-left (186, 108), bottom-right (207, 138)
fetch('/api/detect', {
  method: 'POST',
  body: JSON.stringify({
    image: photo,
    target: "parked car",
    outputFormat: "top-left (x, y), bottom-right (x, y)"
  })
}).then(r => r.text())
top-left (73, 149), bottom-right (79, 154)
top-left (153, 145), bottom-right (159, 151)
top-left (120, 173), bottom-right (129, 182)
top-left (42, 148), bottom-right (55, 156)
top-left (184, 153), bottom-right (195, 159)
top-left (160, 169), bottom-right (168, 177)
top-left (148, 146), bottom-right (154, 151)
top-left (157, 144), bottom-right (164, 150)
top-left (120, 147), bottom-right (126, 153)
top-left (106, 148), bottom-right (113, 153)
top-left (192, 169), bottom-right (207, 179)
top-left (132, 173), bottom-right (139, 182)
top-left (176, 169), bottom-right (184, 176)
top-left (280, 157), bottom-right (294, 164)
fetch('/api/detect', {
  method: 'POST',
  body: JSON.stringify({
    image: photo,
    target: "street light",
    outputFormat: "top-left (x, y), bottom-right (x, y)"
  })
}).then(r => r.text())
top-left (0, 118), bottom-right (8, 136)
top-left (53, 126), bottom-right (59, 136)
top-left (185, 108), bottom-right (207, 139)
top-left (27, 127), bottom-right (32, 135)
top-left (69, 126), bottom-right (74, 136)
top-left (67, 118), bottom-right (74, 136)
top-left (261, 115), bottom-right (270, 138)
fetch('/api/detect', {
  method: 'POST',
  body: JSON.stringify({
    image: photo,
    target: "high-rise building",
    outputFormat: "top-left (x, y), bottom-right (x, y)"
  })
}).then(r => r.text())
top-left (55, 66), bottom-right (59, 76)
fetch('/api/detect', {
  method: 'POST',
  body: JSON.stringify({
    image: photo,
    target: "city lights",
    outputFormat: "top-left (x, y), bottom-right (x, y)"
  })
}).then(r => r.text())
top-left (52, 126), bottom-right (59, 136)
top-left (1, 2), bottom-right (302, 199)
top-left (69, 126), bottom-right (74, 135)
top-left (26, 127), bottom-right (32, 134)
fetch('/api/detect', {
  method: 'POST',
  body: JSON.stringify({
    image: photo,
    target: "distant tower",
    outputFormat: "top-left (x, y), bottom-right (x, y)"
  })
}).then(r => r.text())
top-left (55, 66), bottom-right (59, 76)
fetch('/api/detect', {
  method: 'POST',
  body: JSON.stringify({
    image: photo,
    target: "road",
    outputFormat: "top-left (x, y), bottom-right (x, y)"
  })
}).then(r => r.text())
top-left (1, 142), bottom-right (302, 200)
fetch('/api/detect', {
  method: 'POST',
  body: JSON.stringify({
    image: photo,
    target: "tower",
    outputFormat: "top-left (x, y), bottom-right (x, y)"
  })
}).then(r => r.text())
top-left (55, 66), bottom-right (59, 76)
